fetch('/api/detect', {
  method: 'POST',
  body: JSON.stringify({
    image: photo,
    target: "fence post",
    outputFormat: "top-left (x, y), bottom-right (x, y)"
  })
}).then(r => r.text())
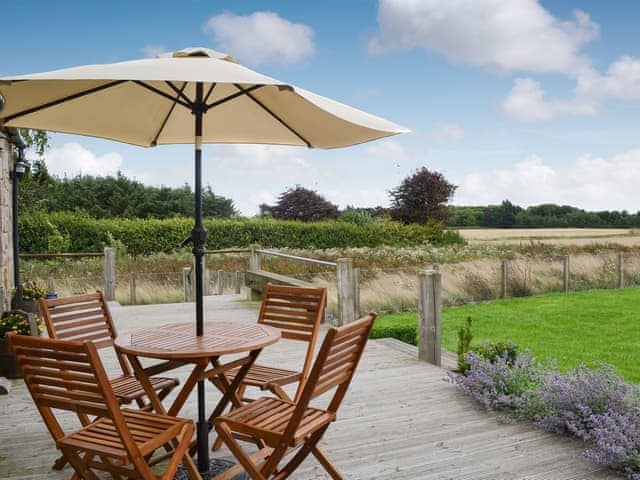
top-left (418, 269), bottom-right (442, 366)
top-left (336, 258), bottom-right (355, 326)
top-left (103, 247), bottom-right (116, 301)
top-left (249, 247), bottom-right (261, 271)
top-left (235, 271), bottom-right (242, 294)
top-left (217, 269), bottom-right (224, 295)
top-left (618, 252), bottom-right (625, 289)
top-left (500, 259), bottom-right (509, 299)
top-left (353, 267), bottom-right (361, 319)
top-left (129, 273), bottom-right (136, 305)
top-left (563, 255), bottom-right (570, 293)
top-left (183, 267), bottom-right (194, 302)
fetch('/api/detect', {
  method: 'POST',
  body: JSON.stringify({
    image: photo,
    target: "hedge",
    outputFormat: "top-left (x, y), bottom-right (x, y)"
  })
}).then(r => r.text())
top-left (369, 324), bottom-right (418, 345)
top-left (18, 212), bottom-right (464, 255)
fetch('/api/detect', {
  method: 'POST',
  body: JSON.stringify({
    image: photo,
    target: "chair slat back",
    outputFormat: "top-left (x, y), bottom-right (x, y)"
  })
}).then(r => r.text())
top-left (279, 314), bottom-right (373, 422)
top-left (258, 284), bottom-right (326, 342)
top-left (7, 333), bottom-right (117, 419)
top-left (307, 314), bottom-right (375, 403)
top-left (40, 291), bottom-right (131, 375)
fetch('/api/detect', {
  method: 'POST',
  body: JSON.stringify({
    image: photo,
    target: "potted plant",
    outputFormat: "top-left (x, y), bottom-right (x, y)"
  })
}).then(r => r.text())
top-left (0, 310), bottom-right (44, 378)
top-left (11, 280), bottom-right (47, 315)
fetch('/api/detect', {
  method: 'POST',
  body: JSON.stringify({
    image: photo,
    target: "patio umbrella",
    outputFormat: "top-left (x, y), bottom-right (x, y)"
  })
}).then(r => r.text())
top-left (0, 47), bottom-right (409, 473)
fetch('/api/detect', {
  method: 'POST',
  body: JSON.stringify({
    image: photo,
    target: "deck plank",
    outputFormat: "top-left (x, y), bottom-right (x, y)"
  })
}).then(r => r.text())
top-left (0, 295), bottom-right (622, 479)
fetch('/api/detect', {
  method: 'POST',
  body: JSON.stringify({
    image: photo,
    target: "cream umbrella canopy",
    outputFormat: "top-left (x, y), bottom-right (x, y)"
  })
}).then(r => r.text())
top-left (0, 47), bottom-right (409, 473)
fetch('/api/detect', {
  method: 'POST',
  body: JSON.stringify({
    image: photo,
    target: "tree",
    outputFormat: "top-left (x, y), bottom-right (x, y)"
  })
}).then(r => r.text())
top-left (388, 167), bottom-right (457, 224)
top-left (261, 186), bottom-right (339, 222)
top-left (482, 200), bottom-right (522, 228)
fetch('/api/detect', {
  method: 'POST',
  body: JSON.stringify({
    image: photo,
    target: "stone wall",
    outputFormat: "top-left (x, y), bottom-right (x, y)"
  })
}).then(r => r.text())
top-left (0, 134), bottom-right (13, 311)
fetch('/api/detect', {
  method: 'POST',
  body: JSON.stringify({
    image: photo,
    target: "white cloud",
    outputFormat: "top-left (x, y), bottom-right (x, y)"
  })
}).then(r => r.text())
top-left (428, 123), bottom-right (465, 141)
top-left (204, 11), bottom-right (315, 66)
top-left (501, 77), bottom-right (599, 121)
top-left (456, 151), bottom-right (640, 211)
top-left (141, 44), bottom-right (167, 58)
top-left (368, 0), bottom-right (597, 76)
top-left (46, 143), bottom-right (123, 177)
top-left (577, 56), bottom-right (640, 100)
top-left (366, 140), bottom-right (406, 158)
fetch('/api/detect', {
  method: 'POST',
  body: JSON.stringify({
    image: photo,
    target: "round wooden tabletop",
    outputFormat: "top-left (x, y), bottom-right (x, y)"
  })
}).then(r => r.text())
top-left (115, 322), bottom-right (281, 360)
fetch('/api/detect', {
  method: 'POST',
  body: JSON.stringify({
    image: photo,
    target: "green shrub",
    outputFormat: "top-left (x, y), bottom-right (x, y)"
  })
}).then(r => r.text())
top-left (370, 324), bottom-right (417, 345)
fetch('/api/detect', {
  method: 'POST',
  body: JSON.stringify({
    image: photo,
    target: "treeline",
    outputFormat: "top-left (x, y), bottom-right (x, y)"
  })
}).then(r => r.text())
top-left (450, 201), bottom-right (640, 228)
top-left (19, 160), bottom-right (236, 218)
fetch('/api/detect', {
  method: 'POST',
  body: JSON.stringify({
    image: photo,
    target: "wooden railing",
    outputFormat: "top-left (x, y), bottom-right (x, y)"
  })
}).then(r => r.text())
top-left (249, 248), bottom-right (359, 326)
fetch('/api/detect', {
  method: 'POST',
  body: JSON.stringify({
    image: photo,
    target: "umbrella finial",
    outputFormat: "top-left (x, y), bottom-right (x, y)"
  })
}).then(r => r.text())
top-left (159, 47), bottom-right (237, 63)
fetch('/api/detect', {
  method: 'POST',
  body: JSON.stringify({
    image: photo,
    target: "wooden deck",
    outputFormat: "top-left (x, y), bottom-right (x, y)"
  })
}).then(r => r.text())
top-left (0, 296), bottom-right (621, 479)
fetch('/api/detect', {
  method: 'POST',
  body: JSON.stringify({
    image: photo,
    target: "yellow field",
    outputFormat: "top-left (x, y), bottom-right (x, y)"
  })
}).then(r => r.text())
top-left (459, 228), bottom-right (640, 246)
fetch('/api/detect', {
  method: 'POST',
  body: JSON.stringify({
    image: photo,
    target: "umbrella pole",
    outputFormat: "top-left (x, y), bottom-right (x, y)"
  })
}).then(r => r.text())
top-left (192, 81), bottom-right (210, 472)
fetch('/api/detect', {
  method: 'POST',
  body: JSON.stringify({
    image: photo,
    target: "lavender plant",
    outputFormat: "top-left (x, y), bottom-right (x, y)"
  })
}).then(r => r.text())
top-left (455, 349), bottom-right (544, 417)
top-left (533, 364), bottom-right (632, 439)
top-left (454, 343), bottom-right (640, 478)
top-left (584, 407), bottom-right (640, 479)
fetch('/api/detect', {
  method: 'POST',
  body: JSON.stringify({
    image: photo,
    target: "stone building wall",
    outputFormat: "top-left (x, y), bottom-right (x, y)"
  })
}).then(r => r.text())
top-left (0, 133), bottom-right (13, 310)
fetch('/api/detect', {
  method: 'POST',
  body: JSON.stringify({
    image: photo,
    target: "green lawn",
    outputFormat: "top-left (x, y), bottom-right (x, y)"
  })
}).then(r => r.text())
top-left (374, 288), bottom-right (640, 382)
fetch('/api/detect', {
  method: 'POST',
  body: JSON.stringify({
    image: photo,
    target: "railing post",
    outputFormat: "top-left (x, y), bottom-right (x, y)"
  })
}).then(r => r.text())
top-left (500, 259), bottom-right (509, 299)
top-left (103, 247), bottom-right (116, 301)
top-left (618, 252), bottom-right (625, 289)
top-left (183, 267), bottom-right (194, 302)
top-left (235, 271), bottom-right (242, 294)
top-left (217, 269), bottom-right (224, 295)
top-left (563, 255), bottom-right (570, 293)
top-left (129, 273), bottom-right (136, 305)
top-left (336, 258), bottom-right (355, 326)
top-left (418, 269), bottom-right (442, 366)
top-left (249, 246), bottom-right (261, 271)
top-left (353, 267), bottom-right (361, 319)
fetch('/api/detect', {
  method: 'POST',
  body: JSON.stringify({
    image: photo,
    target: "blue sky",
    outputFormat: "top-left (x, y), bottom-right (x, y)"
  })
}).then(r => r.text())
top-left (2, 0), bottom-right (640, 215)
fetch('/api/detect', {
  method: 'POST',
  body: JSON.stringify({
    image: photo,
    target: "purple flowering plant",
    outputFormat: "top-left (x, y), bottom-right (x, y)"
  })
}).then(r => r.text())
top-left (533, 364), bottom-right (634, 439)
top-left (453, 341), bottom-right (640, 479)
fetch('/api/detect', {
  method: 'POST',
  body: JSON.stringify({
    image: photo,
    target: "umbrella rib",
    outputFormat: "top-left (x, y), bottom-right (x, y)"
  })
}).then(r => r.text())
top-left (2, 80), bottom-right (127, 123)
top-left (165, 81), bottom-right (193, 106)
top-left (205, 84), bottom-right (264, 110)
top-left (133, 81), bottom-right (192, 109)
top-left (203, 83), bottom-right (216, 104)
top-left (234, 83), bottom-right (312, 148)
top-left (151, 82), bottom-right (188, 147)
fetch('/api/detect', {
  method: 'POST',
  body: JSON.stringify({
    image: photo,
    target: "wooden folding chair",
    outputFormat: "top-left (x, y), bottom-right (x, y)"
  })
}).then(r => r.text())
top-left (7, 333), bottom-right (201, 480)
top-left (214, 313), bottom-right (376, 480)
top-left (219, 283), bottom-right (326, 403)
top-left (211, 283), bottom-right (326, 451)
top-left (40, 291), bottom-right (179, 408)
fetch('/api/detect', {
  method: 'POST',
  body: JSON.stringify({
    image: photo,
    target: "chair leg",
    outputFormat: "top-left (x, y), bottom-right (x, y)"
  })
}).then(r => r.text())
top-left (215, 422), bottom-right (268, 480)
top-left (272, 426), bottom-right (337, 480)
top-left (52, 452), bottom-right (68, 470)
top-left (161, 424), bottom-right (199, 480)
top-left (60, 447), bottom-right (103, 480)
top-left (310, 444), bottom-right (344, 480)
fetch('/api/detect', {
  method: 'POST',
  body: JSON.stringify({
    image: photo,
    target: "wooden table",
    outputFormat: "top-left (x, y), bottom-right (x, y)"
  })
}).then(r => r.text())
top-left (115, 321), bottom-right (280, 470)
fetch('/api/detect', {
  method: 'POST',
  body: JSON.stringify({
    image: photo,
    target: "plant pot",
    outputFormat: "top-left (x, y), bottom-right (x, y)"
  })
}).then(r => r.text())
top-left (0, 338), bottom-right (21, 379)
top-left (11, 299), bottom-right (41, 316)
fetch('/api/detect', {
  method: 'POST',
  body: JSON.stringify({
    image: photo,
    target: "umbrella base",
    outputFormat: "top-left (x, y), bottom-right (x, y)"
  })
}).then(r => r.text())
top-left (175, 458), bottom-right (249, 480)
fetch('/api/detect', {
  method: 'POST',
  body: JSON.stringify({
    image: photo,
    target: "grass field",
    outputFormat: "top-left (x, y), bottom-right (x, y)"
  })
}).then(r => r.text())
top-left (375, 287), bottom-right (640, 382)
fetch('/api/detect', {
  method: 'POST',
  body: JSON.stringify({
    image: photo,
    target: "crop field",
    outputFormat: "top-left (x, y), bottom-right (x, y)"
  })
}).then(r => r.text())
top-left (459, 227), bottom-right (640, 246)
